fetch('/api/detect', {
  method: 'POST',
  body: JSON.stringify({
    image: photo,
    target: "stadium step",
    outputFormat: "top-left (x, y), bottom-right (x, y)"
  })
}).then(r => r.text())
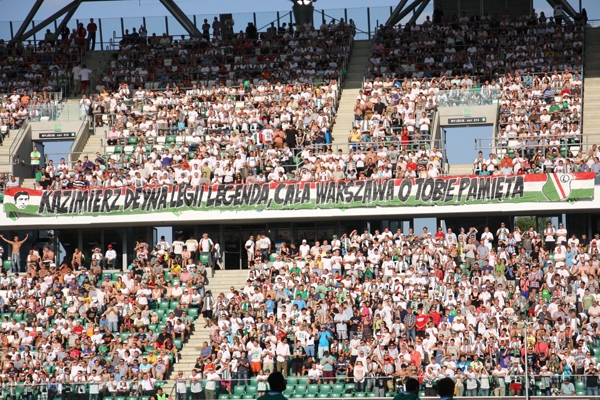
top-left (331, 40), bottom-right (373, 150)
top-left (78, 133), bottom-right (106, 161)
top-left (162, 270), bottom-right (249, 393)
top-left (447, 164), bottom-right (475, 176)
top-left (583, 27), bottom-right (600, 151)
top-left (0, 128), bottom-right (23, 173)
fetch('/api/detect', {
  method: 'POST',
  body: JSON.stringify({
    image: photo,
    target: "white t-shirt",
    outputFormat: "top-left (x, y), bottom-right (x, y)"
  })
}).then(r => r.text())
top-left (79, 68), bottom-right (92, 81)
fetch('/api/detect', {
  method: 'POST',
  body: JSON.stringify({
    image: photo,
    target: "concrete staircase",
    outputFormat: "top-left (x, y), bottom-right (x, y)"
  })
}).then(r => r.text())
top-left (447, 164), bottom-right (475, 176)
top-left (583, 27), bottom-right (600, 150)
top-left (331, 40), bottom-right (372, 148)
top-left (0, 129), bottom-right (22, 173)
top-left (78, 127), bottom-right (106, 160)
top-left (162, 269), bottom-right (249, 394)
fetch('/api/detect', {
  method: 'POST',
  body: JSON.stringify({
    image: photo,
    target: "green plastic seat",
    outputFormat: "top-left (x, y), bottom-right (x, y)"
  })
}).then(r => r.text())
top-left (243, 396), bottom-right (254, 399)
top-left (318, 394), bottom-right (330, 398)
top-left (293, 395), bottom-right (305, 399)
top-left (355, 392), bottom-right (366, 397)
top-left (234, 385), bottom-right (246, 395)
top-left (287, 377), bottom-right (298, 387)
top-left (307, 384), bottom-right (320, 395)
top-left (170, 300), bottom-right (180, 309)
top-left (166, 136), bottom-right (177, 143)
top-left (342, 394), bottom-right (354, 398)
top-left (219, 395), bottom-right (230, 400)
top-left (174, 339), bottom-right (183, 350)
top-left (320, 384), bottom-right (332, 394)
top-left (199, 253), bottom-right (211, 265)
top-left (333, 384), bottom-right (345, 394)
top-left (187, 308), bottom-right (199, 319)
top-left (114, 146), bottom-right (124, 154)
top-left (231, 395), bottom-right (242, 400)
top-left (127, 137), bottom-right (138, 145)
top-left (344, 383), bottom-right (355, 391)
top-left (330, 394), bottom-right (341, 398)
top-left (246, 386), bottom-right (258, 395)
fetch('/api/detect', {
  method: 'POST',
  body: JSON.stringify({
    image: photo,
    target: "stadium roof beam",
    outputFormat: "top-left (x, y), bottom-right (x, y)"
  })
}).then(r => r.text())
top-left (386, 0), bottom-right (428, 27)
top-left (159, 0), bottom-right (201, 37)
top-left (55, 0), bottom-right (83, 37)
top-left (14, 0), bottom-right (202, 41)
top-left (546, 0), bottom-right (579, 21)
top-left (408, 0), bottom-right (431, 25)
top-left (16, 0), bottom-right (82, 41)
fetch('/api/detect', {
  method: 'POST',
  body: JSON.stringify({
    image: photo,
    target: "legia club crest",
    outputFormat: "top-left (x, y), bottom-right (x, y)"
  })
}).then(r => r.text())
top-left (542, 173), bottom-right (573, 201)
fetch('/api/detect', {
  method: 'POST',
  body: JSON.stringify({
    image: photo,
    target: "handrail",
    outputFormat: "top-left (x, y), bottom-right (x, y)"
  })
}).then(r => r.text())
top-left (8, 118), bottom-right (30, 166)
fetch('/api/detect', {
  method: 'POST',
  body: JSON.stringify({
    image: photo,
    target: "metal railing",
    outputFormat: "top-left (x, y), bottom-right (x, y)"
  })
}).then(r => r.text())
top-left (1, 375), bottom-right (600, 397)
top-left (8, 118), bottom-right (30, 166)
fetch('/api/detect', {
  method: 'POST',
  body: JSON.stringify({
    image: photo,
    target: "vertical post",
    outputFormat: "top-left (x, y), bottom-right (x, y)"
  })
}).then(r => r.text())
top-left (345, 9), bottom-right (348, 23)
top-left (165, 16), bottom-right (169, 35)
top-left (253, 12), bottom-right (257, 28)
top-left (143, 17), bottom-right (147, 31)
top-left (99, 18), bottom-right (104, 50)
top-left (10, 21), bottom-right (13, 40)
top-left (32, 21), bottom-right (37, 46)
top-left (54, 21), bottom-right (58, 31)
top-left (367, 7), bottom-right (371, 39)
top-left (121, 227), bottom-right (127, 272)
top-left (321, 9), bottom-right (325, 25)
top-left (524, 323), bottom-right (529, 400)
top-left (120, 18), bottom-right (124, 37)
top-left (277, 11), bottom-right (280, 28)
top-left (290, 12), bottom-right (293, 29)
top-left (193, 15), bottom-right (197, 29)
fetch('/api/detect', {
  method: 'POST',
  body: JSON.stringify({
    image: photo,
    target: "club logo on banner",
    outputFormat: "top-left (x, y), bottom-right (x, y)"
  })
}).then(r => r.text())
top-left (2, 173), bottom-right (596, 217)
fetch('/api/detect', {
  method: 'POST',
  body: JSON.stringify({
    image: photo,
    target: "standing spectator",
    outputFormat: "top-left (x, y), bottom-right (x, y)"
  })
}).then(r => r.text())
top-left (30, 145), bottom-right (41, 177)
top-left (0, 234), bottom-right (28, 273)
top-left (79, 64), bottom-right (92, 95)
top-left (87, 18), bottom-right (98, 50)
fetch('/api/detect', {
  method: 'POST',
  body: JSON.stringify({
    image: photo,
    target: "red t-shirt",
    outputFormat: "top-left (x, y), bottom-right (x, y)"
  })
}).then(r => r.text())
top-left (429, 312), bottom-right (441, 327)
top-left (72, 325), bottom-right (84, 336)
top-left (416, 315), bottom-right (429, 331)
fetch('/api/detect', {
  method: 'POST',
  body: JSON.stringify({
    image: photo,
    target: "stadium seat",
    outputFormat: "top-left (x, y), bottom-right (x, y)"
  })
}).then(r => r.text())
top-left (307, 384), bottom-right (320, 395)
top-left (332, 384), bottom-right (345, 394)
top-left (233, 385), bottom-right (246, 395)
top-left (320, 384), bottom-right (332, 394)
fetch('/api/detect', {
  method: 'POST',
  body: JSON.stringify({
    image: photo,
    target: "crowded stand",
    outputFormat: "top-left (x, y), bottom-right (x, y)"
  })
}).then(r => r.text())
top-left (201, 223), bottom-right (600, 398)
top-left (368, 10), bottom-right (583, 81)
top-left (4, 220), bottom-right (600, 397)
top-left (0, 230), bottom-right (212, 398)
top-left (3, 5), bottom-right (600, 400)
top-left (353, 7), bottom-right (587, 177)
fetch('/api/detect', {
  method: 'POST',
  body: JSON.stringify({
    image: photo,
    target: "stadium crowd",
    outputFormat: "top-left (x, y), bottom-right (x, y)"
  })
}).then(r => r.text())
top-left (2, 220), bottom-right (600, 398)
